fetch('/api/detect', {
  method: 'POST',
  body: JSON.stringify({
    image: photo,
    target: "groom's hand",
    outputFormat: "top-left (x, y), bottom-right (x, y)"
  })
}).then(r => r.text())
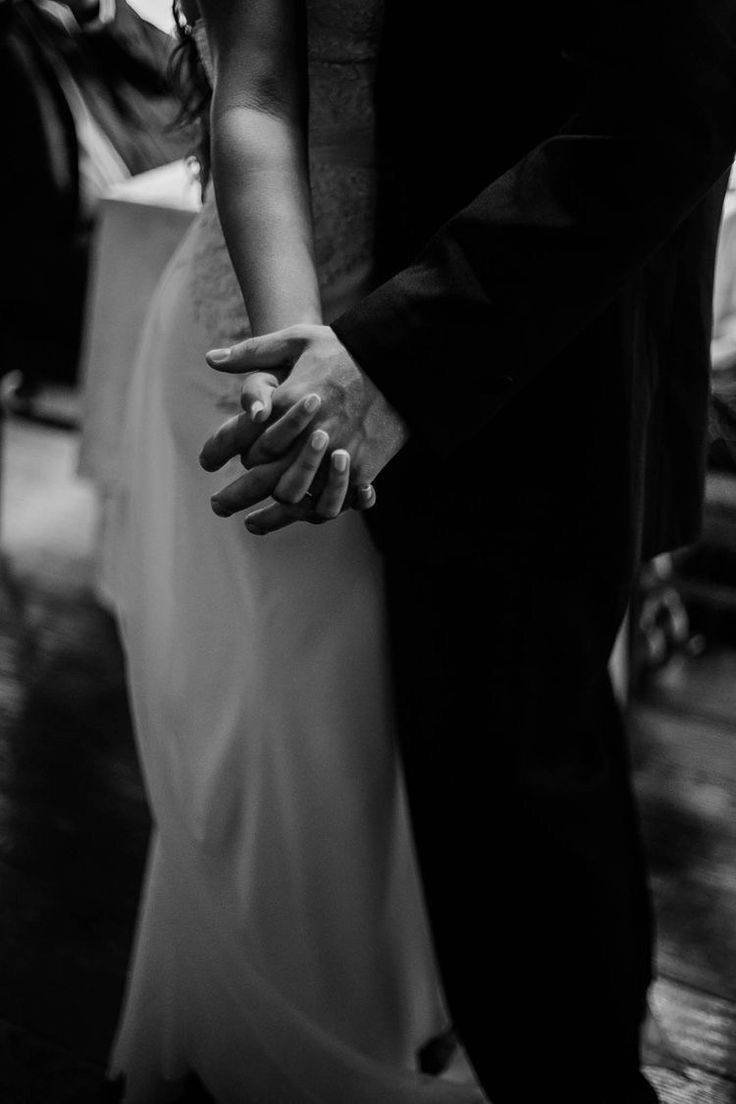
top-left (199, 324), bottom-right (409, 530)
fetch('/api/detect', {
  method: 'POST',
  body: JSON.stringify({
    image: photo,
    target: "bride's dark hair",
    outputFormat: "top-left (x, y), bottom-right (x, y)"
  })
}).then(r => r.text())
top-left (169, 1), bottom-right (211, 192)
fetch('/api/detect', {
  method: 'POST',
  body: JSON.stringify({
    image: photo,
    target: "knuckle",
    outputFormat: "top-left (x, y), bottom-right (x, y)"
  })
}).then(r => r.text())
top-left (352, 486), bottom-right (374, 511)
top-left (275, 388), bottom-right (301, 414)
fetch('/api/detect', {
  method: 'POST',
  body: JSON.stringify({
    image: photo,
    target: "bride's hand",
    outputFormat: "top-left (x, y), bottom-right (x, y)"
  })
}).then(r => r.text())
top-left (201, 325), bottom-right (406, 531)
top-left (199, 388), bottom-right (322, 477)
top-left (200, 389), bottom-right (375, 527)
top-left (238, 407), bottom-right (378, 531)
top-left (244, 452), bottom-right (377, 534)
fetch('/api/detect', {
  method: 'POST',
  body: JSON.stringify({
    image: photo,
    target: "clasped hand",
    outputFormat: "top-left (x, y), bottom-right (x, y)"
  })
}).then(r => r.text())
top-left (198, 324), bottom-right (409, 534)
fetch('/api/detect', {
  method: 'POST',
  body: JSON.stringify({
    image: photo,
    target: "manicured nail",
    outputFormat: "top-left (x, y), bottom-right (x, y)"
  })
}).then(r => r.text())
top-left (303, 394), bottom-right (320, 413)
top-left (311, 429), bottom-right (328, 449)
top-left (207, 348), bottom-right (231, 365)
top-left (250, 400), bottom-right (265, 420)
top-left (211, 498), bottom-right (230, 517)
top-left (332, 450), bottom-right (349, 473)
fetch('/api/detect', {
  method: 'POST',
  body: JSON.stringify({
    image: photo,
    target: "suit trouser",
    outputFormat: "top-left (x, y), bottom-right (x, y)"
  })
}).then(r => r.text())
top-left (384, 551), bottom-right (658, 1104)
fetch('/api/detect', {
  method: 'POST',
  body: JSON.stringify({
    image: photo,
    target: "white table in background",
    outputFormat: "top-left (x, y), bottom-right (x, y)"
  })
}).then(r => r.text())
top-left (77, 159), bottom-right (200, 598)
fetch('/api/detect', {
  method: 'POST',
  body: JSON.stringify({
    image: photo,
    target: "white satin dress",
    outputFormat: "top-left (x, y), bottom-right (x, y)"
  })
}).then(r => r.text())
top-left (107, 3), bottom-right (484, 1101)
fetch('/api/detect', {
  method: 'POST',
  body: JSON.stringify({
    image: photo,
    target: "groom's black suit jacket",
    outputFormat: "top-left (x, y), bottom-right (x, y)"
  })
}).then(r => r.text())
top-left (333, 0), bottom-right (736, 577)
top-left (332, 9), bottom-right (736, 1095)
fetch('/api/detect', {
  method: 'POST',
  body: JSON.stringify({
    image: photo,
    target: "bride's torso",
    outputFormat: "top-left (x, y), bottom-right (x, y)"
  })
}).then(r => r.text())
top-left (188, 0), bottom-right (383, 344)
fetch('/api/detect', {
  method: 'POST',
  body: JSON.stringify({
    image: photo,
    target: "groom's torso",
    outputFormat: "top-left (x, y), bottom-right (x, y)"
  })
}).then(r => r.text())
top-left (367, 0), bottom-right (725, 577)
top-left (372, 1), bottom-right (578, 277)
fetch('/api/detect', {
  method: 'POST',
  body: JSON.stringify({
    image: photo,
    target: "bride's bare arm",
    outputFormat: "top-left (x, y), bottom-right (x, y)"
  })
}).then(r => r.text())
top-left (198, 0), bottom-right (320, 335)
top-left (197, 0), bottom-right (375, 522)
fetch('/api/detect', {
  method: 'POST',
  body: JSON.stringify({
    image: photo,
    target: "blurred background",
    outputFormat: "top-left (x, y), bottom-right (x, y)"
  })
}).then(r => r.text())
top-left (0, 1), bottom-right (734, 1101)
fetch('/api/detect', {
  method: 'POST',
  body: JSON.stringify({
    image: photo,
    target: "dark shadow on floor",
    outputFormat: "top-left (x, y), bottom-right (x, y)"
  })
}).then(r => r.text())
top-left (0, 568), bottom-right (149, 1100)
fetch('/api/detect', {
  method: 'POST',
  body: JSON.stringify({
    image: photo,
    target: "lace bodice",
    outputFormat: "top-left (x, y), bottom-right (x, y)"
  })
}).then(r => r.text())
top-left (306, 0), bottom-right (382, 147)
top-left (188, 0), bottom-right (383, 346)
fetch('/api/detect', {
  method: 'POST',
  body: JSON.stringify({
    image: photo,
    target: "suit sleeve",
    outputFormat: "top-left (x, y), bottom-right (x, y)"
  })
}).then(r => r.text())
top-left (331, 0), bottom-right (736, 457)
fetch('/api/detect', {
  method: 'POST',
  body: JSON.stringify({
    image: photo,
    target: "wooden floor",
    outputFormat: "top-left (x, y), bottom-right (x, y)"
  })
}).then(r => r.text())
top-left (634, 682), bottom-right (736, 1103)
top-left (0, 409), bottom-right (734, 1103)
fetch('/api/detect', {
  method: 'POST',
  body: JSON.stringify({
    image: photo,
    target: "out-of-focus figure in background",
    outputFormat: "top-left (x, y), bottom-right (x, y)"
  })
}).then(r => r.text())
top-left (0, 0), bottom-right (189, 405)
top-left (633, 163), bottom-right (736, 682)
top-left (709, 164), bottom-right (736, 474)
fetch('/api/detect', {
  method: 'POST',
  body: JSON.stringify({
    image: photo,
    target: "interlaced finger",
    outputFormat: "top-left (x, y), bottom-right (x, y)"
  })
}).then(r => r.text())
top-left (206, 328), bottom-right (309, 374)
top-left (313, 450), bottom-right (351, 519)
top-left (200, 410), bottom-right (264, 472)
top-left (210, 455), bottom-right (293, 516)
top-left (239, 371), bottom-right (279, 422)
top-left (273, 428), bottom-right (330, 505)
top-left (246, 393), bottom-right (322, 465)
top-left (353, 484), bottom-right (377, 511)
top-left (244, 500), bottom-right (312, 535)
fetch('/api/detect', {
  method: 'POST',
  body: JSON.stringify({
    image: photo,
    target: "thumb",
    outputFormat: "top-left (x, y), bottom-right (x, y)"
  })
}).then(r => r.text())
top-left (206, 330), bottom-right (307, 374)
top-left (240, 371), bottom-right (277, 423)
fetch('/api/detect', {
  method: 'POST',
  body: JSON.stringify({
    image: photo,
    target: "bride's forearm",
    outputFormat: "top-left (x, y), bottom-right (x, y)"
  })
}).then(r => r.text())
top-left (212, 107), bottom-right (322, 335)
top-left (199, 0), bottom-right (319, 337)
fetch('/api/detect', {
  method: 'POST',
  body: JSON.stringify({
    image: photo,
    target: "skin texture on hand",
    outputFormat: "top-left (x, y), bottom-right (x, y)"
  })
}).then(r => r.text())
top-left (199, 324), bottom-right (408, 532)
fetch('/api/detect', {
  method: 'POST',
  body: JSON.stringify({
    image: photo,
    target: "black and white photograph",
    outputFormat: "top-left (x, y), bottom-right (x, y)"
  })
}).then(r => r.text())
top-left (0, 0), bottom-right (735, 1101)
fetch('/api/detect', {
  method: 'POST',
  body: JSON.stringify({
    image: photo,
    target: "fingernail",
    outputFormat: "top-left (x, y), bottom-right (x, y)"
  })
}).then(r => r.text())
top-left (245, 517), bottom-right (264, 534)
top-left (304, 394), bottom-right (320, 413)
top-left (211, 498), bottom-right (231, 517)
top-left (250, 401), bottom-right (265, 420)
top-left (207, 348), bottom-right (231, 365)
top-left (311, 429), bottom-right (328, 449)
top-left (332, 450), bottom-right (349, 472)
